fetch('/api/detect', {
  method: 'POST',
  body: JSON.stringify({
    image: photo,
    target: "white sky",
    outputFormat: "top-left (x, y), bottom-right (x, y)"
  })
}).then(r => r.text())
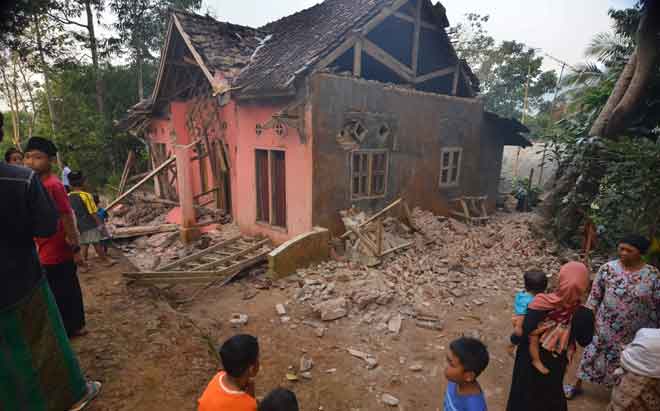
top-left (203, 0), bottom-right (636, 73)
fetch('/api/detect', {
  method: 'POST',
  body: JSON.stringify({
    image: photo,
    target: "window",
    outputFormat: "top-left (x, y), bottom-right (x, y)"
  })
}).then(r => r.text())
top-left (351, 150), bottom-right (388, 199)
top-left (255, 149), bottom-right (287, 228)
top-left (439, 147), bottom-right (462, 187)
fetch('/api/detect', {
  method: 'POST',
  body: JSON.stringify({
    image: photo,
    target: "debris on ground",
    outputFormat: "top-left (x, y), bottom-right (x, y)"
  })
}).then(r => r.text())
top-left (291, 210), bottom-right (573, 335)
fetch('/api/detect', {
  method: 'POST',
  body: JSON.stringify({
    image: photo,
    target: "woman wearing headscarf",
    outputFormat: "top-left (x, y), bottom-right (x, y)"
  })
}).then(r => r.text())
top-left (506, 262), bottom-right (595, 411)
top-left (565, 235), bottom-right (660, 399)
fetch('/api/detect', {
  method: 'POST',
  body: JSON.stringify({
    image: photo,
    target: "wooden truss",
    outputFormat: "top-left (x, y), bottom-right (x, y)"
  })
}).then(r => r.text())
top-left (123, 236), bottom-right (271, 286)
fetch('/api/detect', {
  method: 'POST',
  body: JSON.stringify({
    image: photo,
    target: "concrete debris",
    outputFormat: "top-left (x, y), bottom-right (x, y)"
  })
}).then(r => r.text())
top-left (315, 297), bottom-right (348, 321)
top-left (301, 371), bottom-right (313, 380)
top-left (300, 356), bottom-right (314, 372)
top-left (348, 348), bottom-right (378, 370)
top-left (415, 319), bottom-right (443, 331)
top-left (275, 303), bottom-right (287, 316)
top-left (230, 313), bottom-right (248, 327)
top-left (409, 363), bottom-right (423, 372)
top-left (381, 394), bottom-right (400, 407)
top-left (387, 314), bottom-right (402, 334)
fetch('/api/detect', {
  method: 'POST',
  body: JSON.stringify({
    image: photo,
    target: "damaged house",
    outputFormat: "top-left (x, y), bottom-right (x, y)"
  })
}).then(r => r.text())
top-left (119, 0), bottom-right (530, 244)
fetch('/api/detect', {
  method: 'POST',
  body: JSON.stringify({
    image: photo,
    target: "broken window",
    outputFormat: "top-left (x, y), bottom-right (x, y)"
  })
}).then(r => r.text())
top-left (341, 120), bottom-right (368, 143)
top-left (351, 150), bottom-right (389, 200)
top-left (255, 149), bottom-right (287, 228)
top-left (439, 147), bottom-right (462, 187)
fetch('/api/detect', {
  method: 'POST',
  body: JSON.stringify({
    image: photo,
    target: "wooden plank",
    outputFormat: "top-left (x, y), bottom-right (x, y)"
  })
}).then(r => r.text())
top-left (193, 239), bottom-right (270, 272)
top-left (340, 198), bottom-right (403, 239)
top-left (381, 241), bottom-right (414, 257)
top-left (157, 236), bottom-right (241, 271)
top-left (172, 14), bottom-right (218, 92)
top-left (451, 62), bottom-right (460, 95)
top-left (194, 187), bottom-right (219, 199)
top-left (362, 0), bottom-right (408, 35)
top-left (376, 220), bottom-right (383, 256)
top-left (112, 224), bottom-right (178, 240)
top-left (414, 66), bottom-right (455, 84)
top-left (350, 227), bottom-right (379, 256)
top-left (118, 151), bottom-right (136, 195)
top-left (392, 11), bottom-right (414, 24)
top-left (353, 39), bottom-right (362, 77)
top-left (128, 276), bottom-right (226, 285)
top-left (411, 0), bottom-right (422, 76)
top-left (124, 271), bottom-right (220, 279)
top-left (107, 156), bottom-right (176, 211)
top-left (316, 36), bottom-right (358, 71)
top-left (362, 39), bottom-right (414, 82)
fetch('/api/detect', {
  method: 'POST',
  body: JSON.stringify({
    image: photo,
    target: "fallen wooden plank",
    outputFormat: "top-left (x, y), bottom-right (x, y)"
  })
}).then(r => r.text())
top-left (108, 156), bottom-right (176, 211)
top-left (123, 271), bottom-right (219, 278)
top-left (193, 239), bottom-right (270, 272)
top-left (381, 241), bottom-right (414, 257)
top-left (128, 276), bottom-right (225, 285)
top-left (349, 227), bottom-right (379, 257)
top-left (340, 198), bottom-right (403, 239)
top-left (118, 150), bottom-right (136, 195)
top-left (156, 236), bottom-right (241, 271)
top-left (112, 224), bottom-right (178, 239)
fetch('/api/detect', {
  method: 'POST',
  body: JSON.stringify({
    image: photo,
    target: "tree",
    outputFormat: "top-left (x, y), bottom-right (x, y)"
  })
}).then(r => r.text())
top-left (109, 0), bottom-right (201, 100)
top-left (0, 0), bottom-right (51, 47)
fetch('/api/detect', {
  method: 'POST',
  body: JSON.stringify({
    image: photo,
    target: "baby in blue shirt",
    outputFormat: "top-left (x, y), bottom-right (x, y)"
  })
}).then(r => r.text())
top-left (508, 271), bottom-right (548, 364)
top-left (443, 337), bottom-right (489, 411)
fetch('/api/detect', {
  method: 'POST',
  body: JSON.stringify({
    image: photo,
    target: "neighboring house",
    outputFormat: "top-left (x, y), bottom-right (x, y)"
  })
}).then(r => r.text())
top-left (118, 0), bottom-right (530, 244)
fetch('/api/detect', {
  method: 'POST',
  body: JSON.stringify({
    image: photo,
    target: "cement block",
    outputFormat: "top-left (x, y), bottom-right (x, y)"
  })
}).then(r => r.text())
top-left (268, 227), bottom-right (330, 278)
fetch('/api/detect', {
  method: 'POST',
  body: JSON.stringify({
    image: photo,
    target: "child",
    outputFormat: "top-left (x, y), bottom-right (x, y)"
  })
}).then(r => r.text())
top-left (259, 389), bottom-right (299, 411)
top-left (24, 136), bottom-right (87, 338)
top-left (198, 334), bottom-right (260, 411)
top-left (93, 193), bottom-right (111, 254)
top-left (443, 337), bottom-right (489, 411)
top-left (508, 271), bottom-right (548, 374)
top-left (4, 147), bottom-right (23, 165)
top-left (68, 171), bottom-right (115, 271)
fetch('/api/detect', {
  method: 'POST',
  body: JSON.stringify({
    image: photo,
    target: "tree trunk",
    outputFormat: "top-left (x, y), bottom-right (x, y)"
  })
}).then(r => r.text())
top-left (34, 15), bottom-right (58, 135)
top-left (589, 52), bottom-right (637, 137)
top-left (136, 48), bottom-right (144, 101)
top-left (85, 0), bottom-right (104, 115)
top-left (0, 62), bottom-right (21, 147)
top-left (18, 59), bottom-right (37, 138)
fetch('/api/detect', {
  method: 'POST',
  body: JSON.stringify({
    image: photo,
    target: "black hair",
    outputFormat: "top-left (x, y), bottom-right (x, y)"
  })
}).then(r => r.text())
top-left (523, 271), bottom-right (548, 294)
top-left (450, 337), bottom-right (489, 377)
top-left (68, 171), bottom-right (85, 187)
top-left (620, 234), bottom-right (650, 255)
top-left (258, 388), bottom-right (299, 411)
top-left (5, 147), bottom-right (22, 162)
top-left (219, 334), bottom-right (259, 378)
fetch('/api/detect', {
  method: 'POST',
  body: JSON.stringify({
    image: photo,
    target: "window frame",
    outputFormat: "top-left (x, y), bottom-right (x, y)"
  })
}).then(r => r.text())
top-left (439, 147), bottom-right (462, 188)
top-left (255, 148), bottom-right (287, 230)
top-left (350, 149), bottom-right (389, 200)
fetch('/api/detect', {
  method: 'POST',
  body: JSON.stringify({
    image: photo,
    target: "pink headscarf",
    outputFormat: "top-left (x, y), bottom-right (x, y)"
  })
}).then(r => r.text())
top-left (529, 262), bottom-right (589, 311)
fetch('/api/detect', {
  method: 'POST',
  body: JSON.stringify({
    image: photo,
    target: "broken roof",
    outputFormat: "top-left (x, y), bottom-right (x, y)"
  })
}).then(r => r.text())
top-left (484, 111), bottom-right (532, 147)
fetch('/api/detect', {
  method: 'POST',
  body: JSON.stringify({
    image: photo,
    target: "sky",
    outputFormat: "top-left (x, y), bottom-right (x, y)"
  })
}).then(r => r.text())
top-left (202, 0), bottom-right (636, 73)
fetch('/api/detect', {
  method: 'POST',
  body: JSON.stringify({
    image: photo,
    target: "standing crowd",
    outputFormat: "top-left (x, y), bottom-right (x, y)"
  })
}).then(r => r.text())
top-left (1, 109), bottom-right (658, 411)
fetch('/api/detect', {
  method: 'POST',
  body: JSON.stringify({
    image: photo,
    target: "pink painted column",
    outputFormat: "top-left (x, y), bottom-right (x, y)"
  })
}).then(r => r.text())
top-left (171, 101), bottom-right (200, 244)
top-left (175, 142), bottom-right (200, 244)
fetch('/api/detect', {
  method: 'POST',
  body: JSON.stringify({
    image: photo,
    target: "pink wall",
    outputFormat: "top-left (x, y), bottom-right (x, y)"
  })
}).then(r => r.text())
top-left (218, 100), bottom-right (314, 244)
top-left (145, 98), bottom-right (314, 244)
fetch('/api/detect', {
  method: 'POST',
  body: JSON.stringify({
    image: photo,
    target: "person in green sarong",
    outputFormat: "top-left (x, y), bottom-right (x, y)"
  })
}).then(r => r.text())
top-left (0, 112), bottom-right (101, 410)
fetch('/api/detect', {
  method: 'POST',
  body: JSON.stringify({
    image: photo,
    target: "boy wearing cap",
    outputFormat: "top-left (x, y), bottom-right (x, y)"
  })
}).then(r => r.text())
top-left (24, 136), bottom-right (87, 338)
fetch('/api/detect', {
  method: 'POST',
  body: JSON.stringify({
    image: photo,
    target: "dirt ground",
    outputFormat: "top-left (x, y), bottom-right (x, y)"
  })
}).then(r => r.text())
top-left (75, 216), bottom-right (612, 411)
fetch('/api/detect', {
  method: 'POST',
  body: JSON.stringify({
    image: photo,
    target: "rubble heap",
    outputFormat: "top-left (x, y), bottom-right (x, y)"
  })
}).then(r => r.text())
top-left (291, 209), bottom-right (572, 332)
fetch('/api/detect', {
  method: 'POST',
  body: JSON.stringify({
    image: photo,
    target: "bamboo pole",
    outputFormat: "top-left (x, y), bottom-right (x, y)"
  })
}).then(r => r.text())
top-left (107, 156), bottom-right (176, 211)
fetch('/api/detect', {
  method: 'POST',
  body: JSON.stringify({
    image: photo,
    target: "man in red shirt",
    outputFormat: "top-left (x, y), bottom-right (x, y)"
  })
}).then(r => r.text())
top-left (24, 136), bottom-right (87, 337)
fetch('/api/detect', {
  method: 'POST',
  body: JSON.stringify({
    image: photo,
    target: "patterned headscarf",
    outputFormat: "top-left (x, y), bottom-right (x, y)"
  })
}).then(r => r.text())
top-left (529, 261), bottom-right (589, 311)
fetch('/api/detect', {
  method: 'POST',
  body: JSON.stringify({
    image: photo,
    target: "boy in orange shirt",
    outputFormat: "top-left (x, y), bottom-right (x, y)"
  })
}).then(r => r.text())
top-left (198, 334), bottom-right (260, 411)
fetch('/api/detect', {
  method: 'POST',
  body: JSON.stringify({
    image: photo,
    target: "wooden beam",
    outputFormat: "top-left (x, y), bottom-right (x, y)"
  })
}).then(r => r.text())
top-left (362, 38), bottom-right (414, 81)
top-left (340, 198), bottom-right (403, 239)
top-left (157, 236), bottom-right (241, 271)
top-left (363, 0), bottom-right (409, 35)
top-left (107, 155), bottom-right (176, 211)
top-left (316, 36), bottom-right (358, 71)
top-left (411, 0), bottom-right (422, 77)
top-left (353, 39), bottom-right (362, 77)
top-left (381, 241), bottom-right (414, 257)
top-left (391, 11), bottom-right (440, 31)
top-left (414, 66), bottom-right (455, 84)
top-left (193, 239), bottom-right (270, 272)
top-left (172, 14), bottom-right (218, 93)
top-left (451, 62), bottom-right (460, 95)
top-left (350, 227), bottom-right (379, 256)
top-left (118, 150), bottom-right (136, 195)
